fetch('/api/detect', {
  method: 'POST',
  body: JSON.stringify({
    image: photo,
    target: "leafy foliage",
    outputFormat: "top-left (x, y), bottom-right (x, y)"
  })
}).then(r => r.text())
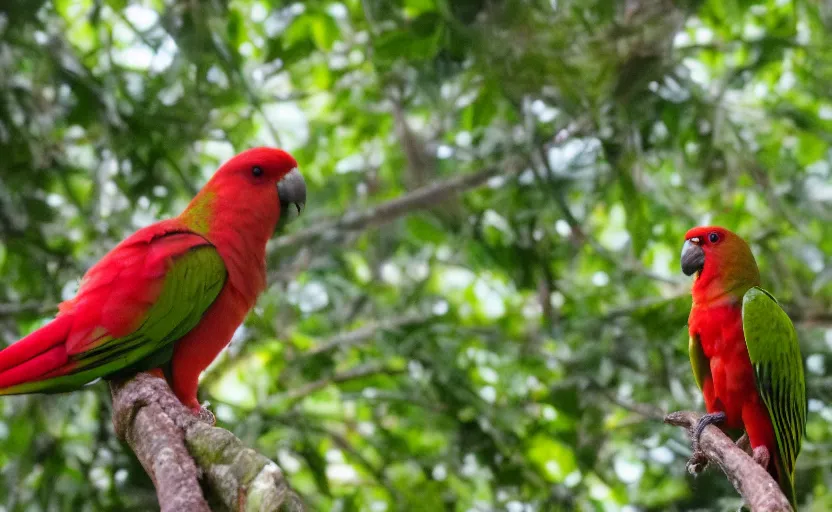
top-left (0, 0), bottom-right (831, 510)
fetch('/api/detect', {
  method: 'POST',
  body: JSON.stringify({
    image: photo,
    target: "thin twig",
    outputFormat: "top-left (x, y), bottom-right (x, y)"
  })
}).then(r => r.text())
top-left (285, 363), bottom-right (406, 403)
top-left (0, 301), bottom-right (56, 316)
top-left (598, 390), bottom-right (665, 421)
top-left (271, 161), bottom-right (521, 251)
top-left (302, 313), bottom-right (428, 357)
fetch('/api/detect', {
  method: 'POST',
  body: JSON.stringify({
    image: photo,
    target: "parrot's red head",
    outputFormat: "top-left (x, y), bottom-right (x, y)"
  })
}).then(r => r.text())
top-left (182, 147), bottom-right (306, 235)
top-left (209, 147), bottom-right (305, 219)
top-left (681, 226), bottom-right (760, 304)
top-left (178, 146), bottom-right (307, 299)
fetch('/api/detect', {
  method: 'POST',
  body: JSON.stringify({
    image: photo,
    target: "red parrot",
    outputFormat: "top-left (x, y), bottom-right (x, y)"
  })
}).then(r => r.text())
top-left (0, 147), bottom-right (306, 414)
top-left (682, 226), bottom-right (806, 508)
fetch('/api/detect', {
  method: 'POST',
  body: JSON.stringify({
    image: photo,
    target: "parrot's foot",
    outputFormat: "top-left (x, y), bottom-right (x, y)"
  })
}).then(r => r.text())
top-left (196, 402), bottom-right (216, 426)
top-left (686, 411), bottom-right (726, 474)
top-left (690, 411), bottom-right (726, 452)
top-left (197, 407), bottom-right (216, 426)
top-left (752, 446), bottom-right (770, 469)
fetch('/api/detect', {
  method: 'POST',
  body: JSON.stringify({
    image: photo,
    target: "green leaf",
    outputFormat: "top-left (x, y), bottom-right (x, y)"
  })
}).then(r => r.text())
top-left (796, 132), bottom-right (826, 166)
top-left (405, 0), bottom-right (437, 16)
top-left (406, 216), bottom-right (446, 244)
top-left (298, 437), bottom-right (332, 497)
top-left (310, 13), bottom-right (340, 52)
top-left (374, 14), bottom-right (444, 63)
top-left (526, 434), bottom-right (578, 483)
top-left (617, 172), bottom-right (650, 257)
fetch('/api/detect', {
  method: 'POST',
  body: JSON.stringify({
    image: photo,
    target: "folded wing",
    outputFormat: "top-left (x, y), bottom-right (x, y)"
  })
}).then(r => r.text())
top-left (0, 226), bottom-right (227, 394)
top-left (742, 286), bottom-right (807, 507)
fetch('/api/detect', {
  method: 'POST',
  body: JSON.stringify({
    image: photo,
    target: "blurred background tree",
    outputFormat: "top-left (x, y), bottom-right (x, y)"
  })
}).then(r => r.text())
top-left (0, 0), bottom-right (831, 510)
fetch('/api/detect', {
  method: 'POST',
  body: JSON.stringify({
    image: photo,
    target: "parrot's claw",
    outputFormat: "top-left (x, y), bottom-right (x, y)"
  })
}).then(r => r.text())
top-left (752, 446), bottom-right (770, 469)
top-left (197, 405), bottom-right (216, 426)
top-left (685, 451), bottom-right (709, 474)
top-left (735, 433), bottom-right (751, 454)
top-left (686, 411), bottom-right (726, 474)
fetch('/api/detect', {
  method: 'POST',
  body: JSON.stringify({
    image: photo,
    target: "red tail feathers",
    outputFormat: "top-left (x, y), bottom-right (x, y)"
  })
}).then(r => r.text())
top-left (0, 315), bottom-right (72, 388)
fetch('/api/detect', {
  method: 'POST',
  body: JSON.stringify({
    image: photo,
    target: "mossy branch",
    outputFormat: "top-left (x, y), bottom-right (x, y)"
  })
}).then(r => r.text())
top-left (665, 410), bottom-right (792, 512)
top-left (110, 372), bottom-right (304, 512)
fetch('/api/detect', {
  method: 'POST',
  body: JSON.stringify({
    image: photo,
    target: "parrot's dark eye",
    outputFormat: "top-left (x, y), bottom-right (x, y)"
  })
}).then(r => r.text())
top-left (252, 166), bottom-right (264, 177)
top-left (708, 232), bottom-right (720, 243)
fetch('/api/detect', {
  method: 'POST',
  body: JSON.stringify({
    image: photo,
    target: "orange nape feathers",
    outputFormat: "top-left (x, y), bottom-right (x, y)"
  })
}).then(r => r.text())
top-left (180, 147), bottom-right (299, 235)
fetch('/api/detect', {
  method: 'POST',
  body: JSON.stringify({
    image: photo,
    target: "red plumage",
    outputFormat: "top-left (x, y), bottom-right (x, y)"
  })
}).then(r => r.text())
top-left (0, 225), bottom-right (211, 392)
top-left (688, 302), bottom-right (777, 470)
top-left (0, 147), bottom-right (304, 413)
top-left (0, 316), bottom-right (73, 388)
top-left (685, 226), bottom-right (777, 479)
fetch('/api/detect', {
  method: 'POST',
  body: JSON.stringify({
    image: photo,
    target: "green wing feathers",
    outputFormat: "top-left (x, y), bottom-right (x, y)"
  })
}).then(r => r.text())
top-left (742, 286), bottom-right (807, 507)
top-left (689, 333), bottom-right (709, 391)
top-left (0, 246), bottom-right (227, 395)
top-left (72, 245), bottom-right (228, 373)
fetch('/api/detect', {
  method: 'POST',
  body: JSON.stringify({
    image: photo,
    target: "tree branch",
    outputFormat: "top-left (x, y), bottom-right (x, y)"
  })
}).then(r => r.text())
top-left (664, 410), bottom-right (792, 512)
top-left (285, 362), bottom-right (406, 404)
top-left (270, 160), bottom-right (521, 251)
top-left (0, 301), bottom-right (55, 316)
top-left (302, 312), bottom-right (429, 357)
top-left (110, 373), bottom-right (304, 512)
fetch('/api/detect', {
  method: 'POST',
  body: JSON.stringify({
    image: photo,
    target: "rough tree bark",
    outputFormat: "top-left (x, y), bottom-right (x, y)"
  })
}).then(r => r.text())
top-left (110, 372), bottom-right (304, 512)
top-left (665, 411), bottom-right (793, 512)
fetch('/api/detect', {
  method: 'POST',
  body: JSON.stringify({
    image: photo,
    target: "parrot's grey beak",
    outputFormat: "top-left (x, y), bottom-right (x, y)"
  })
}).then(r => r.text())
top-left (681, 238), bottom-right (705, 277)
top-left (277, 168), bottom-right (306, 224)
